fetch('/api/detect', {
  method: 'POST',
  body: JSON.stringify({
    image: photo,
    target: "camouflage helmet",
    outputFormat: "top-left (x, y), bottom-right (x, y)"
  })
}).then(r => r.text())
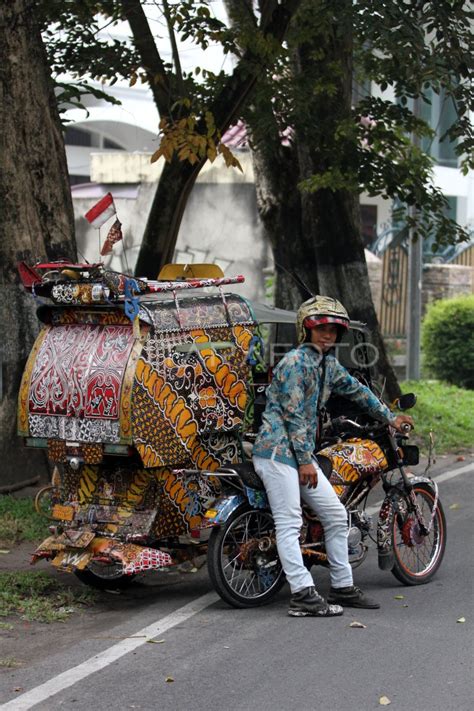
top-left (296, 295), bottom-right (349, 344)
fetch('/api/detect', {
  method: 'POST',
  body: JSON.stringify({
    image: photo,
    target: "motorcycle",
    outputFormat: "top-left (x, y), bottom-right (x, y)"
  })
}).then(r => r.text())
top-left (17, 259), bottom-right (445, 598)
top-left (199, 394), bottom-right (446, 608)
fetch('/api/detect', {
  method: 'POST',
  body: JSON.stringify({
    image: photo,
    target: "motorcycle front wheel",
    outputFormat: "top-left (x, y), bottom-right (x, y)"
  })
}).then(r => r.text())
top-left (207, 504), bottom-right (284, 608)
top-left (391, 483), bottom-right (446, 585)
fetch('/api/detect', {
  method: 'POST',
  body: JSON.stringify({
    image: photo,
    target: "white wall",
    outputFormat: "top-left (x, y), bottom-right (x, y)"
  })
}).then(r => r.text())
top-left (73, 158), bottom-right (270, 303)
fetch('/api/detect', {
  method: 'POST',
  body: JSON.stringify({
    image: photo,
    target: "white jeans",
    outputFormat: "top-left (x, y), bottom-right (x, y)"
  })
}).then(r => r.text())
top-left (253, 455), bottom-right (353, 594)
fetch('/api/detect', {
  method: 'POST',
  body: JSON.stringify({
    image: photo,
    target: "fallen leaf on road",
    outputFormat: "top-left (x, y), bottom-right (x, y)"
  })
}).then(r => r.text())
top-left (147, 639), bottom-right (165, 644)
top-left (457, 617), bottom-right (466, 623)
top-left (379, 696), bottom-right (391, 706)
top-left (13, 688), bottom-right (23, 692)
top-left (165, 676), bottom-right (174, 683)
top-left (449, 503), bottom-right (460, 510)
top-left (455, 455), bottom-right (465, 462)
top-left (349, 621), bottom-right (367, 629)
top-left (394, 595), bottom-right (404, 600)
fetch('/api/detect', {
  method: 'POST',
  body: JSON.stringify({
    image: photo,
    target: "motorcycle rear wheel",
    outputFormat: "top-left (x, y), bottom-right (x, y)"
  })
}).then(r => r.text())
top-left (391, 483), bottom-right (446, 585)
top-left (207, 504), bottom-right (284, 608)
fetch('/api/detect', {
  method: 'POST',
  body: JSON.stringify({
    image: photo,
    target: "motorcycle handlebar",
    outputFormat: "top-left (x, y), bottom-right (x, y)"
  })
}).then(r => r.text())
top-left (331, 417), bottom-right (360, 429)
top-left (331, 417), bottom-right (384, 433)
top-left (331, 418), bottom-right (411, 437)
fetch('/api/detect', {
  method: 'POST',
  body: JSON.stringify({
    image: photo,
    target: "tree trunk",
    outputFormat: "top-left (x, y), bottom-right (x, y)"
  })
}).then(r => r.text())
top-left (131, 0), bottom-right (302, 276)
top-left (295, 4), bottom-right (400, 400)
top-left (308, 188), bottom-right (401, 400)
top-left (0, 0), bottom-right (76, 486)
top-left (248, 0), bottom-right (401, 400)
top-left (134, 157), bottom-right (202, 279)
top-left (252, 141), bottom-right (311, 307)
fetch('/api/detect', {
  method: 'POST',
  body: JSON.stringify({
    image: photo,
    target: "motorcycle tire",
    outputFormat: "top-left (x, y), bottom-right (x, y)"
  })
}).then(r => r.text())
top-left (390, 483), bottom-right (446, 586)
top-left (207, 503), bottom-right (285, 608)
top-left (74, 564), bottom-right (136, 590)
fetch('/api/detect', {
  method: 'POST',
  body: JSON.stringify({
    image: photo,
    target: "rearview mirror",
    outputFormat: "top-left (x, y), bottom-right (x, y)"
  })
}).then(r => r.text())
top-left (394, 393), bottom-right (417, 411)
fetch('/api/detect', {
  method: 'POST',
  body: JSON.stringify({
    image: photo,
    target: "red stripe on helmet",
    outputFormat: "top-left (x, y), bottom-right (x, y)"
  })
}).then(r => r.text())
top-left (303, 316), bottom-right (349, 329)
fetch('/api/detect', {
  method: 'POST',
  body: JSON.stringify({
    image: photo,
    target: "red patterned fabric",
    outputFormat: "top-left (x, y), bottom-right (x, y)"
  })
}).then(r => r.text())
top-left (28, 324), bottom-right (134, 420)
top-left (122, 547), bottom-right (173, 574)
top-left (101, 219), bottom-right (123, 256)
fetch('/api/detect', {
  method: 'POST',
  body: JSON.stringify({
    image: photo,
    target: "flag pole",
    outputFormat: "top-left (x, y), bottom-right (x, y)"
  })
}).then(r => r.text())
top-left (122, 234), bottom-right (131, 275)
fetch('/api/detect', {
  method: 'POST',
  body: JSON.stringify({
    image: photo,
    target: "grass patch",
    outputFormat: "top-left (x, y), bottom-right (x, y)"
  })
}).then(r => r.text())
top-left (0, 657), bottom-right (22, 668)
top-left (0, 571), bottom-right (97, 623)
top-left (0, 496), bottom-right (49, 547)
top-left (402, 380), bottom-right (474, 454)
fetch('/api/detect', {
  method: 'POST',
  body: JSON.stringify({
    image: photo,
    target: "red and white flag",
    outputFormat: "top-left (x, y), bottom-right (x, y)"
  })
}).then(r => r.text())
top-left (100, 219), bottom-right (123, 256)
top-left (84, 192), bottom-right (116, 229)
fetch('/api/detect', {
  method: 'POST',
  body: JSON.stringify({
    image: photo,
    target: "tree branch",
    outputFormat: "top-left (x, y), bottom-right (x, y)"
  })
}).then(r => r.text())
top-left (162, 0), bottom-right (183, 96)
top-left (121, 0), bottom-right (172, 115)
top-left (213, 0), bottom-right (302, 134)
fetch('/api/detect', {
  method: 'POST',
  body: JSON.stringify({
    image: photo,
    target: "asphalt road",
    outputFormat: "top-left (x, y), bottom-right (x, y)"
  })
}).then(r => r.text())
top-left (1, 458), bottom-right (472, 711)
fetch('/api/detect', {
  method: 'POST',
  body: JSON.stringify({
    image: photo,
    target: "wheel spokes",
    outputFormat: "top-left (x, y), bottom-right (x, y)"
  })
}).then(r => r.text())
top-left (394, 491), bottom-right (442, 575)
top-left (220, 510), bottom-right (282, 599)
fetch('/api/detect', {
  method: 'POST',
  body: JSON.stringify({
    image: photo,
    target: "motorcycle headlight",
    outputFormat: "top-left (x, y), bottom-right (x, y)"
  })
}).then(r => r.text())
top-left (401, 445), bottom-right (419, 466)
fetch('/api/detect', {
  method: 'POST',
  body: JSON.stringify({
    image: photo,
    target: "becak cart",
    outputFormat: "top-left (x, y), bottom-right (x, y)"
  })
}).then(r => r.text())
top-left (17, 261), bottom-right (258, 586)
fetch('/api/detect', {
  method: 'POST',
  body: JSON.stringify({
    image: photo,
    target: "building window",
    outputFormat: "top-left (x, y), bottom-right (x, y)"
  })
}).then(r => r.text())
top-left (352, 77), bottom-right (371, 105)
top-left (103, 137), bottom-right (124, 150)
top-left (360, 204), bottom-right (378, 247)
top-left (69, 174), bottom-right (91, 185)
top-left (419, 89), bottom-right (458, 167)
top-left (423, 196), bottom-right (458, 262)
top-left (65, 126), bottom-right (93, 147)
top-left (65, 127), bottom-right (125, 150)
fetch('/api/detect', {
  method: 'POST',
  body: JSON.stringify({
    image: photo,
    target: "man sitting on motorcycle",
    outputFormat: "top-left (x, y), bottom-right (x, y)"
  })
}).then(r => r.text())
top-left (252, 295), bottom-right (413, 617)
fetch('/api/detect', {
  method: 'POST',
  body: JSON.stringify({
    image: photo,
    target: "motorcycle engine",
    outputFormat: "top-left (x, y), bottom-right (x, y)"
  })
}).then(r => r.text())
top-left (348, 526), bottom-right (362, 549)
top-left (347, 510), bottom-right (372, 564)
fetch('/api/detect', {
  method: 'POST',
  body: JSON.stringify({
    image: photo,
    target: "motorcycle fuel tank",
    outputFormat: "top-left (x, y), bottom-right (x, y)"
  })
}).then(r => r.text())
top-left (319, 438), bottom-right (388, 501)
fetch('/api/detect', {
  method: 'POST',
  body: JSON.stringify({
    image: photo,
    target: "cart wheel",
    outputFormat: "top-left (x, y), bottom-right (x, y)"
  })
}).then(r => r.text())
top-left (34, 486), bottom-right (60, 520)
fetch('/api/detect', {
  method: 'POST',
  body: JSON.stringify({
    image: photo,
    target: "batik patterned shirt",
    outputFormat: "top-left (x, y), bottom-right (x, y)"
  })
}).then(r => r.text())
top-left (252, 343), bottom-right (396, 469)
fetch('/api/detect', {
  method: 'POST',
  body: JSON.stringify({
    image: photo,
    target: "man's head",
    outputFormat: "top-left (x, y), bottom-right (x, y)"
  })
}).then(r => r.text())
top-left (296, 295), bottom-right (349, 346)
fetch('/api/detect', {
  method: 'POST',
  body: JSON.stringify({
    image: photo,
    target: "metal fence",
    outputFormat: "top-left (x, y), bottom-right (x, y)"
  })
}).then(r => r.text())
top-left (378, 243), bottom-right (474, 337)
top-left (452, 244), bottom-right (474, 273)
top-left (379, 245), bottom-right (409, 337)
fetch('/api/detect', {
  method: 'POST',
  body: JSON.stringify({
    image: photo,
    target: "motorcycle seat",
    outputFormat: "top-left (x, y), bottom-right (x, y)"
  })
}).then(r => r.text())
top-left (229, 462), bottom-right (265, 490)
top-left (221, 455), bottom-right (331, 491)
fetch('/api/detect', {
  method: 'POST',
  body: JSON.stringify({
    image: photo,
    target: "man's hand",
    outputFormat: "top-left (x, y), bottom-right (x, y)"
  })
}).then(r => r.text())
top-left (298, 463), bottom-right (318, 488)
top-left (392, 414), bottom-right (414, 433)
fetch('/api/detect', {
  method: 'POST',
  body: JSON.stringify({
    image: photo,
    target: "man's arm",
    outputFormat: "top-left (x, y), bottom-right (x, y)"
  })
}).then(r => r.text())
top-left (331, 360), bottom-right (413, 432)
